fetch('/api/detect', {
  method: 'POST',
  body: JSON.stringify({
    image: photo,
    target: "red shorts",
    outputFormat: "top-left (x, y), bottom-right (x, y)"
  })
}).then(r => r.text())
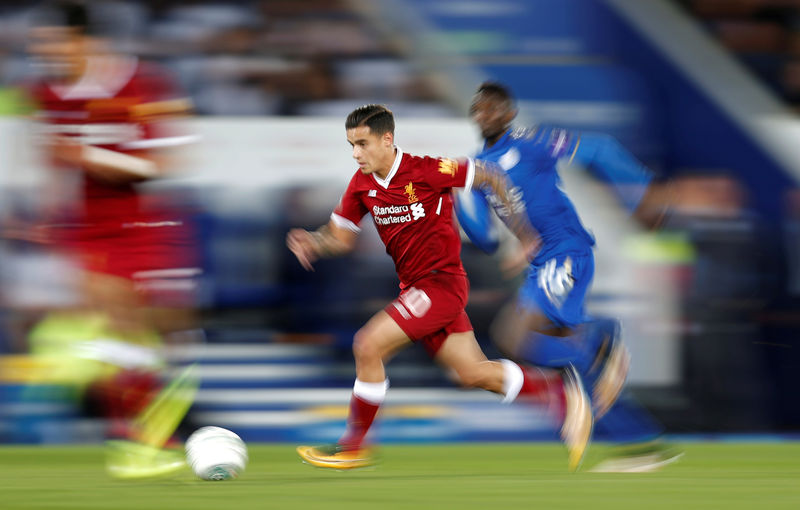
top-left (385, 272), bottom-right (473, 358)
top-left (62, 211), bottom-right (198, 306)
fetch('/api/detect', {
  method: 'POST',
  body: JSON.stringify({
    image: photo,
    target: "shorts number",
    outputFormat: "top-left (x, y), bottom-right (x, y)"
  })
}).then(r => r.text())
top-left (400, 287), bottom-right (432, 318)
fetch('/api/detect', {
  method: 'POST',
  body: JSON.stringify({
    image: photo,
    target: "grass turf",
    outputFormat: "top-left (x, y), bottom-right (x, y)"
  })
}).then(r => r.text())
top-left (1, 442), bottom-right (799, 510)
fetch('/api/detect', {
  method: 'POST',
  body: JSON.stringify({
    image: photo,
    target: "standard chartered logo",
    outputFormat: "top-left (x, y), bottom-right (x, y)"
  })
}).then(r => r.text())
top-left (373, 202), bottom-right (426, 225)
top-left (410, 202), bottom-right (425, 220)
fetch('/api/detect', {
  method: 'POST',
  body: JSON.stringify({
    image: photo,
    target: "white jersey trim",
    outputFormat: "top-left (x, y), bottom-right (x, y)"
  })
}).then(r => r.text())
top-left (372, 146), bottom-right (403, 189)
top-left (463, 158), bottom-right (476, 192)
top-left (52, 56), bottom-right (139, 101)
top-left (119, 134), bottom-right (202, 150)
top-left (331, 212), bottom-right (361, 233)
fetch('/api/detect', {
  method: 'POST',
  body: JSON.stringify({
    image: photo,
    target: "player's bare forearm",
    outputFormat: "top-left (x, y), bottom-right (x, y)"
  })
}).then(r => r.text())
top-left (83, 147), bottom-right (159, 184)
top-left (634, 181), bottom-right (674, 230)
top-left (287, 221), bottom-right (357, 271)
top-left (311, 224), bottom-right (355, 258)
top-left (51, 136), bottom-right (159, 184)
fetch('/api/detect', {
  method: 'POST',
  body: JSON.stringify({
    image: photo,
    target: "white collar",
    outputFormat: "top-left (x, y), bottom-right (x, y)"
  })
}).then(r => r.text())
top-left (371, 146), bottom-right (403, 189)
top-left (51, 55), bottom-right (138, 101)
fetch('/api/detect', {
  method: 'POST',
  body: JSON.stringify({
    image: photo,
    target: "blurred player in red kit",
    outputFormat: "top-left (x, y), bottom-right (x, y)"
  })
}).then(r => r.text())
top-left (288, 104), bottom-right (594, 471)
top-left (23, 0), bottom-right (199, 478)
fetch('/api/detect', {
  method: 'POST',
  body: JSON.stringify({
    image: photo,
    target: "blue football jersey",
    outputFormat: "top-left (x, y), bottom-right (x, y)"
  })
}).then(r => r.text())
top-left (475, 126), bottom-right (595, 263)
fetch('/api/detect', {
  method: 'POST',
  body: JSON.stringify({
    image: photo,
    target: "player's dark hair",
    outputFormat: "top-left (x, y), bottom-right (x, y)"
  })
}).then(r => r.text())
top-left (34, 1), bottom-right (102, 36)
top-left (346, 104), bottom-right (395, 135)
top-left (476, 81), bottom-right (516, 109)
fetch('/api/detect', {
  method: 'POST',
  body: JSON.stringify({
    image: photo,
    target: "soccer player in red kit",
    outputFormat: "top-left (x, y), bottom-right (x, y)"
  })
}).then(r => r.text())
top-left (24, 1), bottom-right (199, 478)
top-left (27, 3), bottom-right (197, 311)
top-left (288, 104), bottom-right (594, 471)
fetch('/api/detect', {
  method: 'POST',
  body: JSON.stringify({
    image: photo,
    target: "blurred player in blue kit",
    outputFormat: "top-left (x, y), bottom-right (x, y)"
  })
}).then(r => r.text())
top-left (457, 82), bottom-right (680, 471)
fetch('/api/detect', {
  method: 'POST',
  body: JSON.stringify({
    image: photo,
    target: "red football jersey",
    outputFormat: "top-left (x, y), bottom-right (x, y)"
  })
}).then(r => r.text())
top-left (29, 56), bottom-right (189, 224)
top-left (28, 57), bottom-right (196, 282)
top-left (333, 148), bottom-right (475, 287)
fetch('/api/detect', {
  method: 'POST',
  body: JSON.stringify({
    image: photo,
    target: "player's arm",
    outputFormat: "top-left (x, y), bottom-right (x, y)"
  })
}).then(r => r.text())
top-left (473, 159), bottom-right (539, 251)
top-left (567, 132), bottom-right (675, 229)
top-left (287, 220), bottom-right (358, 271)
top-left (50, 137), bottom-right (157, 184)
top-left (50, 98), bottom-right (193, 185)
top-left (570, 132), bottom-right (654, 212)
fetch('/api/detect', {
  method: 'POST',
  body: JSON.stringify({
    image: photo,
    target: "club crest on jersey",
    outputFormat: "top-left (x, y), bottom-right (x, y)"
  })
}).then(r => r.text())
top-left (438, 158), bottom-right (458, 177)
top-left (404, 182), bottom-right (418, 203)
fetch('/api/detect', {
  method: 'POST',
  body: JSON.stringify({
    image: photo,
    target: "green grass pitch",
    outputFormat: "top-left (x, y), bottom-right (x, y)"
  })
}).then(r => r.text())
top-left (1, 442), bottom-right (799, 510)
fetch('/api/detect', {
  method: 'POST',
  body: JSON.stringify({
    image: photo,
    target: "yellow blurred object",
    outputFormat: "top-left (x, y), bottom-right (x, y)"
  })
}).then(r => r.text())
top-left (105, 440), bottom-right (186, 480)
top-left (296, 445), bottom-right (375, 470)
top-left (21, 311), bottom-right (165, 388)
top-left (0, 87), bottom-right (34, 115)
top-left (133, 364), bottom-right (198, 448)
top-left (307, 404), bottom-right (452, 419)
top-left (623, 232), bottom-right (696, 264)
top-left (0, 354), bottom-right (102, 384)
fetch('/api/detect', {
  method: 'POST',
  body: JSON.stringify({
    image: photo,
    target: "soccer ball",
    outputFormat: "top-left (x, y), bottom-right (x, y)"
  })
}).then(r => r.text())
top-left (185, 426), bottom-right (248, 480)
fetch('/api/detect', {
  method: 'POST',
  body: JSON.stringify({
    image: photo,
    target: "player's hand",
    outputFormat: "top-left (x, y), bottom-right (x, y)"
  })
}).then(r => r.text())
top-left (287, 228), bottom-right (318, 271)
top-left (49, 135), bottom-right (84, 167)
top-left (500, 237), bottom-right (539, 279)
top-left (634, 181), bottom-right (673, 230)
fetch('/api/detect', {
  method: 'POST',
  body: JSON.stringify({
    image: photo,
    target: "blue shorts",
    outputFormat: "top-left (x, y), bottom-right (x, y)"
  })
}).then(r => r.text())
top-left (519, 250), bottom-right (594, 328)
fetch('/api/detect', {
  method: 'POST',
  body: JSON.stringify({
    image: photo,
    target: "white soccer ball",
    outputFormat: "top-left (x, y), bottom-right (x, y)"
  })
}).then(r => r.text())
top-left (185, 426), bottom-right (248, 481)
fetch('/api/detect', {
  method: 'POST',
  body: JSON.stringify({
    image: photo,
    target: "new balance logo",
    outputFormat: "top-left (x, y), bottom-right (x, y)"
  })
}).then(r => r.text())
top-left (368, 190), bottom-right (377, 197)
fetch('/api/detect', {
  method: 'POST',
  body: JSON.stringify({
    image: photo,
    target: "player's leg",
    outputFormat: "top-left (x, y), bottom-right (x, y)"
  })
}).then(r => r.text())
top-left (84, 233), bottom-right (202, 478)
top-left (583, 317), bottom-right (629, 417)
top-left (105, 364), bottom-right (199, 479)
top-left (495, 297), bottom-right (672, 471)
top-left (492, 253), bottom-right (595, 370)
top-left (340, 310), bottom-right (411, 449)
top-left (433, 330), bottom-right (593, 471)
top-left (83, 271), bottom-right (154, 339)
top-left (297, 310), bottom-right (412, 469)
top-left (432, 329), bottom-right (556, 402)
top-left (492, 252), bottom-right (629, 416)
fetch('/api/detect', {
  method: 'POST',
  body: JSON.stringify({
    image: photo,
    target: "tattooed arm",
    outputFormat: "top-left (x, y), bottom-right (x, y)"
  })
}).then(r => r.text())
top-left (286, 221), bottom-right (358, 271)
top-left (472, 159), bottom-right (539, 249)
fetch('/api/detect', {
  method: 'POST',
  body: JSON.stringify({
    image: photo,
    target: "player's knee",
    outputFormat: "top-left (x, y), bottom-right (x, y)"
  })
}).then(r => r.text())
top-left (352, 328), bottom-right (381, 363)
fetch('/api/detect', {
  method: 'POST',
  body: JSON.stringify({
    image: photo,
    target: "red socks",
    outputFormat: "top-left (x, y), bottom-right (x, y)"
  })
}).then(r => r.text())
top-left (501, 360), bottom-right (565, 417)
top-left (338, 379), bottom-right (388, 451)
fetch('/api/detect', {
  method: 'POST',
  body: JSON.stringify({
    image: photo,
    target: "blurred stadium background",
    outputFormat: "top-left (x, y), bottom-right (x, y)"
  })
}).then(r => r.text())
top-left (1, 0), bottom-right (800, 447)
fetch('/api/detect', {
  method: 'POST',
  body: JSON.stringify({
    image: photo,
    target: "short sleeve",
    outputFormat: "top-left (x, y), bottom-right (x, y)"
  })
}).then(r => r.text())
top-left (422, 156), bottom-right (475, 192)
top-left (118, 63), bottom-right (193, 153)
top-left (332, 173), bottom-right (368, 232)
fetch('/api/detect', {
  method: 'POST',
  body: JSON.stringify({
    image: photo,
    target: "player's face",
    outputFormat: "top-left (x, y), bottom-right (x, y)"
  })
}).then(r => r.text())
top-left (347, 126), bottom-right (395, 178)
top-left (470, 93), bottom-right (515, 143)
top-left (28, 26), bottom-right (87, 82)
